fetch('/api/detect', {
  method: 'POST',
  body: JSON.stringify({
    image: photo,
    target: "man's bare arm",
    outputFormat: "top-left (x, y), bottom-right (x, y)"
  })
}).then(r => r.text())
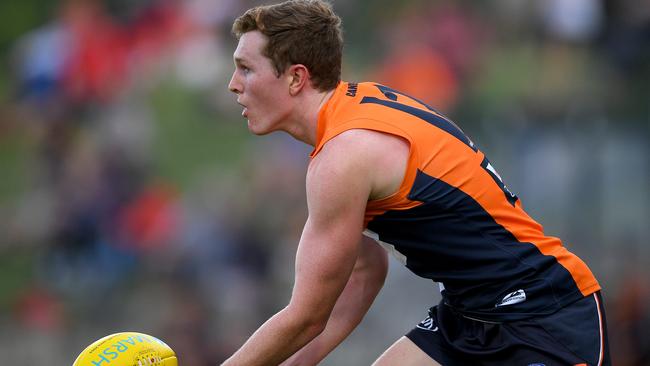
top-left (221, 133), bottom-right (376, 366)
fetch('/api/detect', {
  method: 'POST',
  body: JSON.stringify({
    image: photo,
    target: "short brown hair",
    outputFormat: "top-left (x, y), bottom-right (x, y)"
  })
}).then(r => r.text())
top-left (232, 0), bottom-right (343, 91)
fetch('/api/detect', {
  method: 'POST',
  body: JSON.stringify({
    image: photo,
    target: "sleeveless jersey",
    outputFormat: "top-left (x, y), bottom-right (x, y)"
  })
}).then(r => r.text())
top-left (310, 81), bottom-right (601, 321)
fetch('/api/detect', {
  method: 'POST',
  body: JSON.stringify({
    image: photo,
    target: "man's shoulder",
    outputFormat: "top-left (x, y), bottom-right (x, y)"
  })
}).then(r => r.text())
top-left (309, 129), bottom-right (409, 200)
top-left (308, 129), bottom-right (378, 174)
top-left (315, 129), bottom-right (407, 163)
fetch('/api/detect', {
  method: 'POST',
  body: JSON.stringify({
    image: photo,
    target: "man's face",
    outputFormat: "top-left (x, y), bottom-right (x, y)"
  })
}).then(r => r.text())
top-left (228, 31), bottom-right (292, 135)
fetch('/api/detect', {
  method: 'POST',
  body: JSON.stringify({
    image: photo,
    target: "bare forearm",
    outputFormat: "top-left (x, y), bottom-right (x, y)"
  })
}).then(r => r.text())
top-left (222, 307), bottom-right (325, 366)
top-left (282, 241), bottom-right (388, 366)
top-left (281, 279), bottom-right (377, 365)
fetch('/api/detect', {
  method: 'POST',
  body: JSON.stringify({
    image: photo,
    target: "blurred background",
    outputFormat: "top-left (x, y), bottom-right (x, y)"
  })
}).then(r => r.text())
top-left (0, 0), bottom-right (648, 364)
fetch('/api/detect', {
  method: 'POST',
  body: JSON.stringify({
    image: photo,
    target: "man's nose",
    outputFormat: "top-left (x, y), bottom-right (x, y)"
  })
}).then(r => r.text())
top-left (228, 72), bottom-right (241, 94)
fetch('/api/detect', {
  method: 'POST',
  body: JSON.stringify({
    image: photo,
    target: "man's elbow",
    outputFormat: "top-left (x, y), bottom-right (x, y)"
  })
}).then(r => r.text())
top-left (285, 304), bottom-right (329, 339)
top-left (302, 317), bottom-right (328, 339)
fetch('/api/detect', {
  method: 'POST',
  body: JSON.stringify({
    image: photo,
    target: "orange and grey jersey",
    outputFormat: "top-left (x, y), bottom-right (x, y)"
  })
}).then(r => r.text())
top-left (311, 81), bottom-right (600, 321)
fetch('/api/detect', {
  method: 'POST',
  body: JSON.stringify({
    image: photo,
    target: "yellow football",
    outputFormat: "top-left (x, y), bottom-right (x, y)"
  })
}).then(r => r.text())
top-left (72, 332), bottom-right (177, 366)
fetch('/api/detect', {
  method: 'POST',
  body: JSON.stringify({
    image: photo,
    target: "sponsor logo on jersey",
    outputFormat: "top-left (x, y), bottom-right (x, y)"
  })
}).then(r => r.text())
top-left (495, 289), bottom-right (526, 307)
top-left (416, 315), bottom-right (438, 332)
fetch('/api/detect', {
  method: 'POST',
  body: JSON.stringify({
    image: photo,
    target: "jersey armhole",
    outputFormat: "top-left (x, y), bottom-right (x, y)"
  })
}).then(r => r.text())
top-left (314, 118), bottom-right (421, 210)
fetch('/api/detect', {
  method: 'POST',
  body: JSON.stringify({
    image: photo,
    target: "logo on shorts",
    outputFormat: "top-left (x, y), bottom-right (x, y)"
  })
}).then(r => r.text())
top-left (495, 289), bottom-right (526, 307)
top-left (416, 315), bottom-right (438, 332)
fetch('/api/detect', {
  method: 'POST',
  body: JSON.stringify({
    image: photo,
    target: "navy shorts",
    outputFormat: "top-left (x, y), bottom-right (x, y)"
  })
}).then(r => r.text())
top-left (406, 292), bottom-right (610, 366)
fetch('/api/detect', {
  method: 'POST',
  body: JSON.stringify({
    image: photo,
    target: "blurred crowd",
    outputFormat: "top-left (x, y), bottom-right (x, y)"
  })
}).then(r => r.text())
top-left (0, 0), bottom-right (648, 365)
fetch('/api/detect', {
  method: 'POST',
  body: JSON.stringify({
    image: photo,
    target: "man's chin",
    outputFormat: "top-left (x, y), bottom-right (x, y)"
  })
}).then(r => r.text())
top-left (247, 120), bottom-right (272, 136)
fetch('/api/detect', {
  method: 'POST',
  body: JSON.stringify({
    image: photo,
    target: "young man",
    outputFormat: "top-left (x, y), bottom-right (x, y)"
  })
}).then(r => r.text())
top-left (224, 1), bottom-right (610, 365)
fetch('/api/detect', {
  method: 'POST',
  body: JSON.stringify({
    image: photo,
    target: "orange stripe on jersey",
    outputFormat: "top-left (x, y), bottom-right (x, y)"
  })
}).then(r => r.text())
top-left (415, 142), bottom-right (599, 296)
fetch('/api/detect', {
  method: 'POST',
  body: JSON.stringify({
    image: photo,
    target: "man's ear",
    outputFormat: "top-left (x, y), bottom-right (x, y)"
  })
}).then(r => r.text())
top-left (287, 64), bottom-right (310, 96)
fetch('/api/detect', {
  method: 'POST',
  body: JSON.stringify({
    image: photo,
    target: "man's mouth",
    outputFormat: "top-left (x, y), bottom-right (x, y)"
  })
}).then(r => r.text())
top-left (237, 101), bottom-right (248, 118)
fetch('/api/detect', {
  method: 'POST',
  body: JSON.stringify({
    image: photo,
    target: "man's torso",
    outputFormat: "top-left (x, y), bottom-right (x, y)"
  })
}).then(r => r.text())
top-left (311, 81), bottom-right (600, 321)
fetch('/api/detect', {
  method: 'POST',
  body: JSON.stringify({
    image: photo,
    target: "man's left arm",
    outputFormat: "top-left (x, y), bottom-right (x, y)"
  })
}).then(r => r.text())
top-left (221, 137), bottom-right (375, 366)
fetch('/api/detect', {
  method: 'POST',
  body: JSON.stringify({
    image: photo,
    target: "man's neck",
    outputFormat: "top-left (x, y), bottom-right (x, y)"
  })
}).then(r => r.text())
top-left (283, 88), bottom-right (335, 146)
